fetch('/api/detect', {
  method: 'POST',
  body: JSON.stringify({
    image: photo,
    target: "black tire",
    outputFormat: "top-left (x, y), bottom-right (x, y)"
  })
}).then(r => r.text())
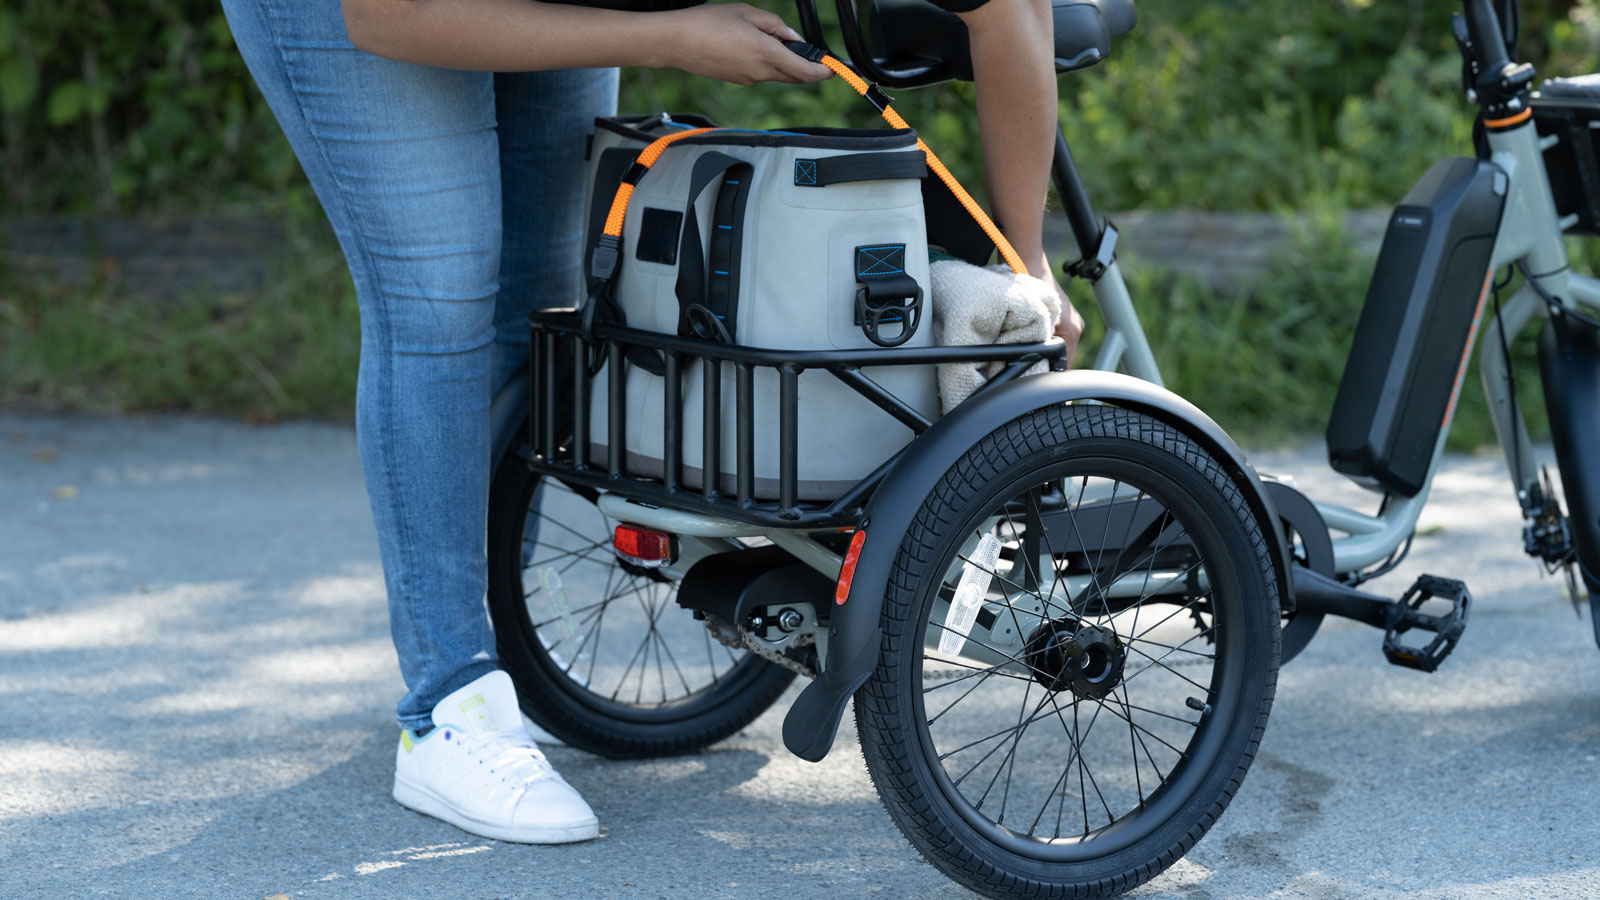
top-left (487, 422), bottom-right (796, 759)
top-left (856, 405), bottom-right (1280, 899)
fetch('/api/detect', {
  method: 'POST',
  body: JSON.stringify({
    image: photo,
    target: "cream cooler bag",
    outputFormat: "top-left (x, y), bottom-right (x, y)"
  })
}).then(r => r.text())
top-left (581, 115), bottom-right (940, 500)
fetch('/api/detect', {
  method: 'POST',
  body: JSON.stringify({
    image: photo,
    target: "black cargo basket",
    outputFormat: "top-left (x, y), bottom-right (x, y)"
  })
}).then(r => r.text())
top-left (526, 307), bottom-right (1067, 529)
top-left (1532, 92), bottom-right (1600, 236)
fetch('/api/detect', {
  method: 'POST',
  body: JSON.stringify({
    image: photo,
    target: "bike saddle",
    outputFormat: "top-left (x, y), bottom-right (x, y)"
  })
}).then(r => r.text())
top-left (1539, 74), bottom-right (1600, 101)
top-left (843, 0), bottom-right (1137, 88)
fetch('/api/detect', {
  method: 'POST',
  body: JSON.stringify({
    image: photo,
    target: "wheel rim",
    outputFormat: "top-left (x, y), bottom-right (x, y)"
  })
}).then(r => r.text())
top-left (515, 478), bottom-right (757, 723)
top-left (912, 456), bottom-right (1253, 862)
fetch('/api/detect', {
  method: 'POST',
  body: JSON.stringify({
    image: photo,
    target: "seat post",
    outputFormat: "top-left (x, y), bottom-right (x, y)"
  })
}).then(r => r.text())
top-left (1051, 126), bottom-right (1106, 265)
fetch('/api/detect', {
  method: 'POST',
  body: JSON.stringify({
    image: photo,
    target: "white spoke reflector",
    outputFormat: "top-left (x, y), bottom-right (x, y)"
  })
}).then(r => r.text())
top-left (536, 566), bottom-right (589, 672)
top-left (939, 533), bottom-right (1003, 656)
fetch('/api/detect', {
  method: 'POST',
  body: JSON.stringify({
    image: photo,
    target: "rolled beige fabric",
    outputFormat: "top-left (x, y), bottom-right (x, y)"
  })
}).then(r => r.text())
top-left (930, 259), bottom-right (1062, 413)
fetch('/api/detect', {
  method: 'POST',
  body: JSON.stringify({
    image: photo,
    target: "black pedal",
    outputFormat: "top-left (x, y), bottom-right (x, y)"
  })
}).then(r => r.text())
top-left (1382, 575), bottom-right (1471, 673)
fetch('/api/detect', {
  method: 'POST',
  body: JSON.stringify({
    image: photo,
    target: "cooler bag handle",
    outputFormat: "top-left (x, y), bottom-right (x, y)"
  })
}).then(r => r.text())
top-left (582, 126), bottom-right (721, 374)
top-left (792, 150), bottom-right (927, 187)
top-left (783, 41), bottom-right (1030, 277)
top-left (674, 151), bottom-right (754, 342)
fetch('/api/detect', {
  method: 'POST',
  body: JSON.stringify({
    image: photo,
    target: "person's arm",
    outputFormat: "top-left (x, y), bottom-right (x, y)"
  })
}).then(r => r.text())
top-left (341, 0), bottom-right (834, 85)
top-left (955, 0), bottom-right (1084, 363)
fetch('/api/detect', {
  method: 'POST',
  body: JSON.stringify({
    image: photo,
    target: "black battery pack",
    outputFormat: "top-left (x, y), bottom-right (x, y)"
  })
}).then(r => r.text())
top-left (1326, 157), bottom-right (1507, 497)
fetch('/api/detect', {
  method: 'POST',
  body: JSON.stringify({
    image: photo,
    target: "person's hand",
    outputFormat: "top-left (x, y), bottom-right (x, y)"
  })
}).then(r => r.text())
top-left (1027, 251), bottom-right (1083, 368)
top-left (657, 4), bottom-right (833, 85)
top-left (1043, 273), bottom-right (1083, 369)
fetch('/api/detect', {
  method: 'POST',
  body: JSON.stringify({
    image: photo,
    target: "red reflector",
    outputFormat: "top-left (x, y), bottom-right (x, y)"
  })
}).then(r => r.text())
top-left (835, 529), bottom-right (867, 605)
top-left (613, 524), bottom-right (675, 567)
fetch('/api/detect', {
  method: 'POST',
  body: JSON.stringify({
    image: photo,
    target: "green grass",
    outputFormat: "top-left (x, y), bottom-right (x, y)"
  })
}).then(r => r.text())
top-left (0, 219), bottom-right (360, 421)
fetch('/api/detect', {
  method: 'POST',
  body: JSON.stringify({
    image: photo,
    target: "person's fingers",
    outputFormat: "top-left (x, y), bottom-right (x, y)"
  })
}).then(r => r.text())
top-left (1054, 318), bottom-right (1080, 368)
top-left (768, 43), bottom-right (833, 83)
top-left (743, 5), bottom-right (803, 41)
top-left (1054, 301), bottom-right (1084, 368)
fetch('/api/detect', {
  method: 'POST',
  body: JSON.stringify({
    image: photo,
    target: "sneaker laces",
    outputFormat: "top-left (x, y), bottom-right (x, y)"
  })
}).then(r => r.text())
top-left (459, 729), bottom-right (557, 785)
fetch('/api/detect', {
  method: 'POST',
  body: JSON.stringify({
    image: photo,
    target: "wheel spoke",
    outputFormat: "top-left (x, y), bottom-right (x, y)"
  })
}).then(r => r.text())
top-left (1127, 584), bottom-right (1211, 644)
top-left (1048, 691), bottom-right (1114, 828)
top-left (523, 537), bottom-right (612, 571)
top-left (923, 657), bottom-right (1039, 689)
top-left (1086, 693), bottom-right (1191, 759)
top-left (1120, 623), bottom-right (1218, 694)
top-left (942, 694), bottom-right (1059, 769)
top-left (1114, 681), bottom-right (1170, 782)
top-left (1122, 633), bottom-right (1216, 659)
top-left (975, 679), bottom-right (1034, 816)
top-left (924, 621), bottom-right (1053, 682)
top-left (925, 664), bottom-right (999, 726)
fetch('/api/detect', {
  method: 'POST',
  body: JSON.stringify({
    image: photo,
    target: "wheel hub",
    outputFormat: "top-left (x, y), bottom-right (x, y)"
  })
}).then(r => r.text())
top-left (1022, 619), bottom-right (1126, 701)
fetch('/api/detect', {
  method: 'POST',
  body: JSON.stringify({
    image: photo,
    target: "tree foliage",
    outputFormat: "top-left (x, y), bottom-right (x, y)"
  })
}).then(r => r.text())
top-left (2, 0), bottom-right (1597, 215)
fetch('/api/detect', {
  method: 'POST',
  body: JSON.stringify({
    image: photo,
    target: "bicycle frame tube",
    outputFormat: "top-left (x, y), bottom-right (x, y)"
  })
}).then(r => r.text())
top-left (1082, 79), bottom-right (1591, 576)
top-left (1091, 263), bottom-right (1164, 385)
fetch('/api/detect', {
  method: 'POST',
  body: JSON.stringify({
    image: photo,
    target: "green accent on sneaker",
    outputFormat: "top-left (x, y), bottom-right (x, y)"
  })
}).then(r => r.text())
top-left (400, 730), bottom-right (415, 753)
top-left (460, 694), bottom-right (498, 732)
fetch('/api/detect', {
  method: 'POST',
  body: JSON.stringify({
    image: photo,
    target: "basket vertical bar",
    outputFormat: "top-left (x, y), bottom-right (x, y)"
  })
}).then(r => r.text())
top-left (607, 342), bottom-right (625, 478)
top-left (779, 364), bottom-right (799, 512)
top-left (736, 363), bottom-right (755, 503)
top-left (540, 330), bottom-right (559, 461)
top-left (571, 335), bottom-right (589, 472)
top-left (528, 331), bottom-right (543, 460)
top-left (703, 360), bottom-right (721, 501)
top-left (664, 352), bottom-right (682, 493)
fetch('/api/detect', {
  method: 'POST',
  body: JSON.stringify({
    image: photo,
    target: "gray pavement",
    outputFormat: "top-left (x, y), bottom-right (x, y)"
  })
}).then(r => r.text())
top-left (1, 412), bottom-right (1597, 900)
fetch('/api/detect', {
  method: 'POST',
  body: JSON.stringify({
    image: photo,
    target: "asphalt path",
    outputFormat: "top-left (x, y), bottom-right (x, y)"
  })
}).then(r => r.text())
top-left (2, 412), bottom-right (1597, 900)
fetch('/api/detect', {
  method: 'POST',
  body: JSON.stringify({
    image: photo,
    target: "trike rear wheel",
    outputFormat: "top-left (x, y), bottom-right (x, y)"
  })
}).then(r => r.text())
top-left (856, 405), bottom-right (1280, 899)
top-left (486, 423), bottom-right (795, 759)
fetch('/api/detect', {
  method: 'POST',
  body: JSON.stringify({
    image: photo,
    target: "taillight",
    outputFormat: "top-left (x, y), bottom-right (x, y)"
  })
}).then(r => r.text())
top-left (613, 524), bottom-right (676, 567)
top-left (835, 529), bottom-right (867, 605)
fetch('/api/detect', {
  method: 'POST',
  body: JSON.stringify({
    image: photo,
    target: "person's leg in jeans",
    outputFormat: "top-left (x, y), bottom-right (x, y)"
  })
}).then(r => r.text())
top-left (490, 69), bottom-right (618, 397)
top-left (221, 0), bottom-right (598, 843)
top-left (223, 0), bottom-right (500, 726)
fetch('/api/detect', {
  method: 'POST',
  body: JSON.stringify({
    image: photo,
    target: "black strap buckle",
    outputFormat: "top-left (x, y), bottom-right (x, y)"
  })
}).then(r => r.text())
top-left (1065, 220), bottom-right (1118, 283)
top-left (579, 283), bottom-right (665, 377)
top-left (589, 234), bottom-right (621, 282)
top-left (853, 244), bottom-right (922, 348)
top-left (855, 278), bottom-right (924, 348)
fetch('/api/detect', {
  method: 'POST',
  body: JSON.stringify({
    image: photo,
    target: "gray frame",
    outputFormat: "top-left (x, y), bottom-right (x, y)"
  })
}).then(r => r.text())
top-left (1089, 115), bottom-right (1599, 576)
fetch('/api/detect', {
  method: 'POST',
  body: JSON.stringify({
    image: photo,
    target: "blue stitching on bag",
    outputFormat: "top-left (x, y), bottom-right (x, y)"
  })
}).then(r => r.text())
top-left (856, 244), bottom-right (906, 276)
top-left (794, 159), bottom-right (818, 186)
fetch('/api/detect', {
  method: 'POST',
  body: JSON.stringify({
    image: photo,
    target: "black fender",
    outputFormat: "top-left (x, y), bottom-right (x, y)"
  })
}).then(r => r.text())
top-left (780, 370), bottom-right (1292, 762)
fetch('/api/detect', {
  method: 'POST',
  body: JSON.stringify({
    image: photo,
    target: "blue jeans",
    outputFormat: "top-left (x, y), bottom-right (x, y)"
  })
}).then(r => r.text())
top-left (222, 0), bottom-right (618, 731)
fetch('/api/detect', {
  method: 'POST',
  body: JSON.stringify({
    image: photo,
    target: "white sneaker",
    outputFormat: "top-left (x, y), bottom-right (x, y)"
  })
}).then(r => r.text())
top-left (392, 670), bottom-right (598, 844)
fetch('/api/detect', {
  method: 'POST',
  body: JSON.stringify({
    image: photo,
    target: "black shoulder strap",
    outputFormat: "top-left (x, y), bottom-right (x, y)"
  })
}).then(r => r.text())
top-left (674, 151), bottom-right (752, 341)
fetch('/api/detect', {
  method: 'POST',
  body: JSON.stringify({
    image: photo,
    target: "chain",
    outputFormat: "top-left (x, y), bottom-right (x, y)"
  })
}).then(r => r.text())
top-left (703, 615), bottom-right (817, 678)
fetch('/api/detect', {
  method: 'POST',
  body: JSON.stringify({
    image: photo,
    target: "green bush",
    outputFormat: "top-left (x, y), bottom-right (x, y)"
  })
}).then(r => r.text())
top-left (7, 0), bottom-right (1597, 216)
top-left (0, 1), bottom-right (304, 213)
